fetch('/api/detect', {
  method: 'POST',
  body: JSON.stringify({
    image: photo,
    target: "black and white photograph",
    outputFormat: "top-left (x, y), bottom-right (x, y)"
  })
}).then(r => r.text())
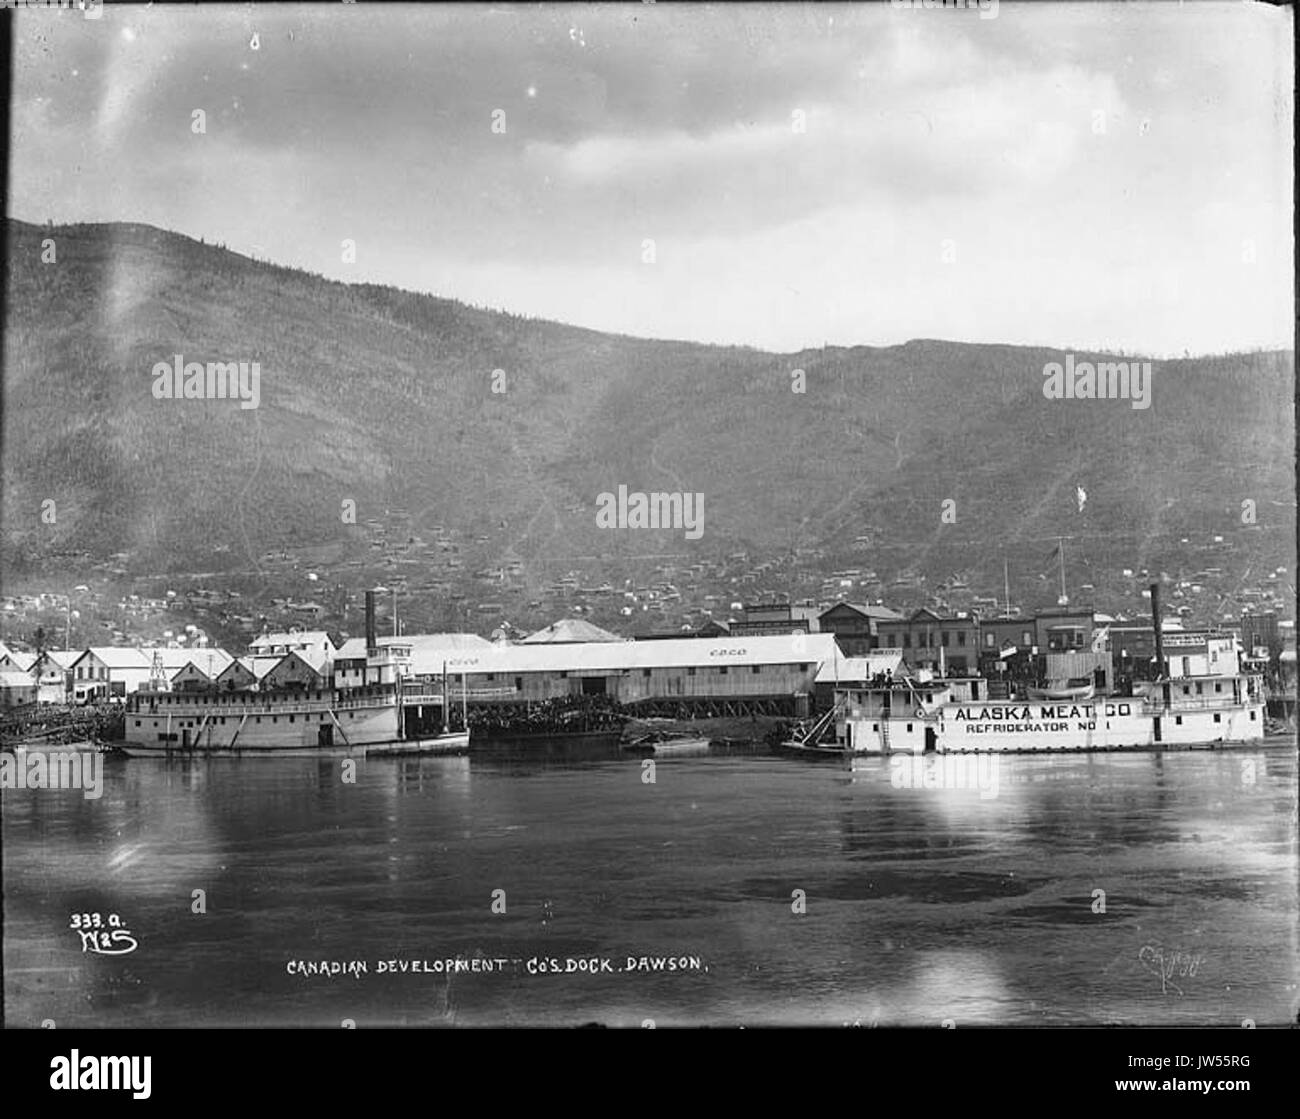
top-left (1, 0), bottom-right (1296, 1053)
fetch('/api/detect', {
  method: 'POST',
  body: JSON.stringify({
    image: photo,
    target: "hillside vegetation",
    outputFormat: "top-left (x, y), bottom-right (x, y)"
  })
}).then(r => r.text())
top-left (3, 219), bottom-right (1293, 610)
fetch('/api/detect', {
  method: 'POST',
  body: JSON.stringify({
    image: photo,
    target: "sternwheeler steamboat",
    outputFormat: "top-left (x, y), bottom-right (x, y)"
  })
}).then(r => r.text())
top-left (120, 592), bottom-right (469, 757)
top-left (834, 585), bottom-right (1269, 755)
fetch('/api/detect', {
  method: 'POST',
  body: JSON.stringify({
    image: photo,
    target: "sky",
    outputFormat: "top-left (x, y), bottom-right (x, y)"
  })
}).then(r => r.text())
top-left (10, 1), bottom-right (1294, 356)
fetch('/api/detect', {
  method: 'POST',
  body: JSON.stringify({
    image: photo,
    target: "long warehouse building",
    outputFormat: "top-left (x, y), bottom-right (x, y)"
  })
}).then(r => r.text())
top-left (408, 633), bottom-right (844, 718)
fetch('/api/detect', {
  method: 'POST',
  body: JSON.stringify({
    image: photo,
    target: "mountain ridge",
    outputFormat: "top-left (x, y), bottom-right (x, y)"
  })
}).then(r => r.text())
top-left (3, 218), bottom-right (1293, 630)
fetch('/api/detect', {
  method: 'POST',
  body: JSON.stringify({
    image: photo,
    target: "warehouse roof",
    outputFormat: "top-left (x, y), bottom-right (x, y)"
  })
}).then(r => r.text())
top-left (521, 619), bottom-right (625, 644)
top-left (442, 633), bottom-right (843, 675)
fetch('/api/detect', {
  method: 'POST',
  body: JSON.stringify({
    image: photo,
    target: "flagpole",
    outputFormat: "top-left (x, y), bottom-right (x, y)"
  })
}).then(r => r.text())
top-left (1058, 536), bottom-right (1067, 604)
top-left (1003, 559), bottom-right (1011, 618)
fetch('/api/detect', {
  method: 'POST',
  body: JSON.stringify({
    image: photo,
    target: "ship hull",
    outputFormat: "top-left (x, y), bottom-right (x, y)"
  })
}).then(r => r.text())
top-left (366, 731), bottom-right (470, 756)
top-left (115, 741), bottom-right (367, 758)
top-left (474, 729), bottom-right (625, 752)
top-left (843, 696), bottom-right (1269, 754)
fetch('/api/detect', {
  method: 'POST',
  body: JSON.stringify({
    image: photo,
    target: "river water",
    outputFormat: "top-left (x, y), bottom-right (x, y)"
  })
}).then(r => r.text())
top-left (4, 744), bottom-right (1297, 1027)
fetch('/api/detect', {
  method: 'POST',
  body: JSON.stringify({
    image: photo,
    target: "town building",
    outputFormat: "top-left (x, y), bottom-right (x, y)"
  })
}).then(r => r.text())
top-left (0, 669), bottom-right (37, 708)
top-left (1033, 606), bottom-right (1097, 652)
top-left (261, 649), bottom-right (331, 691)
top-left (169, 651), bottom-right (237, 692)
top-left (817, 603), bottom-right (902, 655)
top-left (215, 656), bottom-right (264, 692)
top-left (70, 647), bottom-right (153, 701)
top-left (33, 649), bottom-right (77, 704)
top-left (730, 603), bottom-right (821, 637)
top-left (876, 608), bottom-right (980, 673)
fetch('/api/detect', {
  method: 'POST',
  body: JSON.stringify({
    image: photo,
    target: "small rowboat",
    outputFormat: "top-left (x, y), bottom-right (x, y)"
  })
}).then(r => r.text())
top-left (1026, 678), bottom-right (1095, 701)
top-left (621, 732), bottom-right (711, 755)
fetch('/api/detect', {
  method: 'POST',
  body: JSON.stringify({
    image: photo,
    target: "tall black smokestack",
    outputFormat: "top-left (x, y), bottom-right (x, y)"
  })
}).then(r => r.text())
top-left (1150, 582), bottom-right (1164, 679)
top-left (365, 589), bottom-right (377, 653)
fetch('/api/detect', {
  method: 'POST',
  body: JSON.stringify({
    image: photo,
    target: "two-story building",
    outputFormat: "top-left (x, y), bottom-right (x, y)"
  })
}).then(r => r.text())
top-left (816, 603), bottom-right (902, 655)
top-left (33, 649), bottom-right (78, 704)
top-left (1033, 607), bottom-right (1097, 653)
top-left (875, 608), bottom-right (980, 673)
top-left (70, 647), bottom-right (152, 701)
top-left (730, 604), bottom-right (821, 637)
top-left (249, 630), bottom-right (338, 679)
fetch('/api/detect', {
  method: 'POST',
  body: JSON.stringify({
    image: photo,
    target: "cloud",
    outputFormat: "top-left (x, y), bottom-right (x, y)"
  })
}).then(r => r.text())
top-left (8, 1), bottom-right (1292, 355)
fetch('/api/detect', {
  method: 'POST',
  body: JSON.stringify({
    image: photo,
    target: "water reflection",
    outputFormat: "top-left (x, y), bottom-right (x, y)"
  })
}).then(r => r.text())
top-left (2, 744), bottom-right (1295, 1026)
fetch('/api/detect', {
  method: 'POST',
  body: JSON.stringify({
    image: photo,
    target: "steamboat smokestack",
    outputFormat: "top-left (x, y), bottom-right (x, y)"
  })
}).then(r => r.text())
top-left (365, 589), bottom-right (377, 653)
top-left (1150, 582), bottom-right (1164, 679)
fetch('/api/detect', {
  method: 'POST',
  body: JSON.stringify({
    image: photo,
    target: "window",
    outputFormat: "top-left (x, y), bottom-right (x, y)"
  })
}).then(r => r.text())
top-left (985, 633), bottom-right (995, 648)
top-left (941, 633), bottom-right (950, 647)
top-left (958, 632), bottom-right (966, 646)
top-left (134, 720), bottom-right (141, 727)
top-left (1175, 716), bottom-right (1183, 725)
top-left (1195, 683), bottom-right (1203, 695)
top-left (872, 723), bottom-right (878, 731)
top-left (289, 714), bottom-right (294, 723)
top-left (1213, 713), bottom-right (1221, 723)
top-left (719, 666), bottom-right (728, 675)
top-left (799, 664), bottom-right (808, 672)
top-left (903, 634), bottom-right (911, 648)
top-left (1250, 710), bottom-right (1257, 721)
top-left (1022, 632), bottom-right (1032, 646)
top-left (1214, 683), bottom-right (1222, 693)
top-left (688, 667), bottom-right (696, 676)
top-left (907, 723), bottom-right (913, 732)
top-left (516, 677), bottom-right (524, 690)
top-left (751, 666), bottom-right (760, 674)
top-left (642, 669), bottom-right (651, 678)
top-left (487, 673), bottom-right (495, 681)
top-left (559, 671), bottom-right (567, 679)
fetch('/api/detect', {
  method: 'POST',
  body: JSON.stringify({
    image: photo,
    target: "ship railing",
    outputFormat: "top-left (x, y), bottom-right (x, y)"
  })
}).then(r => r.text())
top-left (1147, 694), bottom-right (1258, 714)
top-left (132, 694), bottom-right (395, 716)
top-left (401, 689), bottom-right (517, 703)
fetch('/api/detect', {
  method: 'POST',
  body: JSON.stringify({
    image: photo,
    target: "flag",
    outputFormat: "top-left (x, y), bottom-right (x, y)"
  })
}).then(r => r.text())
top-left (1076, 486), bottom-right (1087, 513)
